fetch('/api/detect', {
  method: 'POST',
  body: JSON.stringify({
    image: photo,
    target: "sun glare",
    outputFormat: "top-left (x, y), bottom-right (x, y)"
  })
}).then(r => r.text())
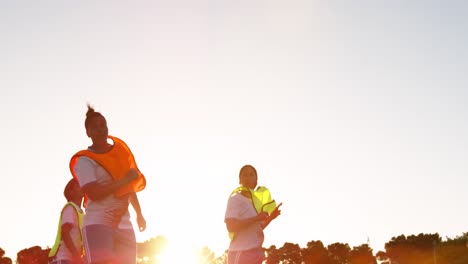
top-left (156, 235), bottom-right (200, 264)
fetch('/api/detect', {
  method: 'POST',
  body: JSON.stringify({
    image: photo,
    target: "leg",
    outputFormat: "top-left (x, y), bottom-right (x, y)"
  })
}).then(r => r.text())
top-left (228, 248), bottom-right (265, 264)
top-left (114, 228), bottom-right (136, 264)
top-left (82, 225), bottom-right (117, 264)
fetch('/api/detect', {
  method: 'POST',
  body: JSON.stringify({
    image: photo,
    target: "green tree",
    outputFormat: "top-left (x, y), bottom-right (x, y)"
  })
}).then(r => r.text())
top-left (349, 244), bottom-right (376, 264)
top-left (375, 251), bottom-right (390, 264)
top-left (16, 246), bottom-right (49, 264)
top-left (327, 242), bottom-right (351, 264)
top-left (196, 246), bottom-right (216, 264)
top-left (0, 248), bottom-right (12, 264)
top-left (214, 250), bottom-right (227, 264)
top-left (302, 240), bottom-right (331, 264)
top-left (277, 242), bottom-right (303, 264)
top-left (437, 232), bottom-right (468, 264)
top-left (380, 233), bottom-right (441, 264)
top-left (137, 236), bottom-right (168, 263)
top-left (265, 245), bottom-right (280, 264)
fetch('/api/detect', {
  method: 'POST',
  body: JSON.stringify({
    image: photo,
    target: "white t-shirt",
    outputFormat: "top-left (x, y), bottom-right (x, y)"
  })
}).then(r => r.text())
top-left (73, 156), bottom-right (132, 228)
top-left (55, 205), bottom-right (83, 261)
top-left (225, 193), bottom-right (264, 251)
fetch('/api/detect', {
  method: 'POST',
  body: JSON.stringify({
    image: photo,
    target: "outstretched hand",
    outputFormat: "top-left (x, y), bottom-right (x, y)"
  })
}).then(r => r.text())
top-left (270, 202), bottom-right (283, 220)
top-left (261, 202), bottom-right (283, 230)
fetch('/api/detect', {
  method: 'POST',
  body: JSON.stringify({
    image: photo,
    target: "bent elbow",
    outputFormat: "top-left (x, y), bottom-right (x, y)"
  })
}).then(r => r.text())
top-left (82, 183), bottom-right (107, 201)
top-left (225, 219), bottom-right (239, 233)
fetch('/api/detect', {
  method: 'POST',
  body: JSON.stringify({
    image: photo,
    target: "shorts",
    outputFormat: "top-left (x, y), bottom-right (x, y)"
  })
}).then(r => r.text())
top-left (82, 224), bottom-right (136, 264)
top-left (228, 248), bottom-right (265, 264)
top-left (49, 259), bottom-right (83, 264)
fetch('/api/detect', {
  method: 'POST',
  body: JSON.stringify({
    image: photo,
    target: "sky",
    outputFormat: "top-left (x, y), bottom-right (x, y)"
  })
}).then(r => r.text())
top-left (1, 0), bottom-right (467, 261)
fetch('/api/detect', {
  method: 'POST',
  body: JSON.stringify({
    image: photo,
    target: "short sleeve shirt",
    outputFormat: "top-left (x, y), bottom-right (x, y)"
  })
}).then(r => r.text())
top-left (74, 156), bottom-right (131, 227)
top-left (225, 193), bottom-right (264, 251)
top-left (55, 205), bottom-right (83, 261)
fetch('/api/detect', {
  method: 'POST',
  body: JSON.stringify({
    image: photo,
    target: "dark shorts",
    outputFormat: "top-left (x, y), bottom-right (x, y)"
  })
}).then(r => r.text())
top-left (82, 225), bottom-right (136, 264)
top-left (228, 248), bottom-right (265, 264)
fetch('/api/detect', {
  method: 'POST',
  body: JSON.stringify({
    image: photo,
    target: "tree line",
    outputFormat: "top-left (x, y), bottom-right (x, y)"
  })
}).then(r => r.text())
top-left (1, 232), bottom-right (466, 264)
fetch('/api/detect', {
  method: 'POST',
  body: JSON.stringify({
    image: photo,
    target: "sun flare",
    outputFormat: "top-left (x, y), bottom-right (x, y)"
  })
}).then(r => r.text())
top-left (158, 245), bottom-right (199, 264)
top-left (155, 234), bottom-right (201, 264)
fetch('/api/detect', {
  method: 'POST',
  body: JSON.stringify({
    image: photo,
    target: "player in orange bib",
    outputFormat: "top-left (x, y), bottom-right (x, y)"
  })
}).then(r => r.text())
top-left (70, 104), bottom-right (146, 264)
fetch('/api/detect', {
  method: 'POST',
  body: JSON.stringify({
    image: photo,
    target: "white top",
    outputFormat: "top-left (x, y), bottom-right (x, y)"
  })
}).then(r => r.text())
top-left (55, 205), bottom-right (82, 261)
top-left (73, 156), bottom-right (132, 228)
top-left (225, 193), bottom-right (264, 251)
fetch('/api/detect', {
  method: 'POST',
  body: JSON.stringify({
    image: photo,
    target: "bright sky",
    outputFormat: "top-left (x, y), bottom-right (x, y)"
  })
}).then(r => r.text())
top-left (1, 0), bottom-right (467, 261)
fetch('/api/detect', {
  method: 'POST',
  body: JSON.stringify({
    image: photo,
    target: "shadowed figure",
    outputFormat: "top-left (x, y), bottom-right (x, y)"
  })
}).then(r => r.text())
top-left (69, 104), bottom-right (147, 264)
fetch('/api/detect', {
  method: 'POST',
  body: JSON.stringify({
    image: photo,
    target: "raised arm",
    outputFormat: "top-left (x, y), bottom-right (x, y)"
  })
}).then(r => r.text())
top-left (261, 202), bottom-right (282, 230)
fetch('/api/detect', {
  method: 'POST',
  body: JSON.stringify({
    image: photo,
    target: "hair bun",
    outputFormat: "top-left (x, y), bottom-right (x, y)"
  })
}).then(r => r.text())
top-left (86, 104), bottom-right (96, 117)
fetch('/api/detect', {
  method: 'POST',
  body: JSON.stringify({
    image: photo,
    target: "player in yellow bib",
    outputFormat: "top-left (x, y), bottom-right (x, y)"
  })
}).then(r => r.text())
top-left (224, 165), bottom-right (282, 264)
top-left (49, 178), bottom-right (84, 264)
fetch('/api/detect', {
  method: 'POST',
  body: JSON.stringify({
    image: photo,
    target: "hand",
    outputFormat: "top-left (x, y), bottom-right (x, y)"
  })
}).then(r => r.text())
top-left (269, 202), bottom-right (283, 220)
top-left (255, 211), bottom-right (268, 222)
top-left (137, 214), bottom-right (146, 232)
top-left (124, 168), bottom-right (139, 184)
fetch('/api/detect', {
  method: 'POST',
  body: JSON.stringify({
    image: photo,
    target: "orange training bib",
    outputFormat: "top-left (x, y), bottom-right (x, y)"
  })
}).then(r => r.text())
top-left (70, 135), bottom-right (146, 197)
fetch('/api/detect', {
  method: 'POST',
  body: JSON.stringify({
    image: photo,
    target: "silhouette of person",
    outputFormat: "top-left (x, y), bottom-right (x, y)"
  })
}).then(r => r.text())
top-left (225, 164), bottom-right (282, 264)
top-left (70, 104), bottom-right (146, 264)
top-left (49, 178), bottom-right (85, 264)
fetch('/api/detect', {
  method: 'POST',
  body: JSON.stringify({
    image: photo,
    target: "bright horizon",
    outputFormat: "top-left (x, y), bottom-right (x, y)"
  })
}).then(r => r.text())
top-left (1, 0), bottom-right (467, 261)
